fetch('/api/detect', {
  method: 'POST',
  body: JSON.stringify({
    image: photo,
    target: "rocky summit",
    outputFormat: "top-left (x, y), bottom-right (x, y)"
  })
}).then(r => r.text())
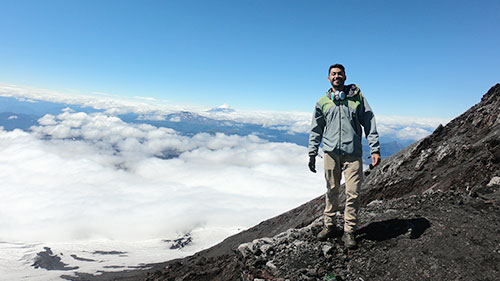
top-left (75, 84), bottom-right (500, 281)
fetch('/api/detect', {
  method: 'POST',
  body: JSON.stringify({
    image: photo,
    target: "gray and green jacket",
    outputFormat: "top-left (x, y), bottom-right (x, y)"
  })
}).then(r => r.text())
top-left (308, 84), bottom-right (380, 157)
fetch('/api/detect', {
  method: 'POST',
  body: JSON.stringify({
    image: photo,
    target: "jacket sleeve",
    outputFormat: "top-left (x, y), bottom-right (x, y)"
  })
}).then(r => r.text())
top-left (308, 102), bottom-right (326, 156)
top-left (359, 94), bottom-right (381, 155)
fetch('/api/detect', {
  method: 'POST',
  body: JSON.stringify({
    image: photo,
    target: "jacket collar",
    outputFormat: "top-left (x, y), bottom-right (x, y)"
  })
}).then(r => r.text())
top-left (326, 84), bottom-right (359, 99)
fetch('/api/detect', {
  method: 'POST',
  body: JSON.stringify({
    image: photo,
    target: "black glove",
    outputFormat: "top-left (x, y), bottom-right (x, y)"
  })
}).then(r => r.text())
top-left (308, 155), bottom-right (316, 173)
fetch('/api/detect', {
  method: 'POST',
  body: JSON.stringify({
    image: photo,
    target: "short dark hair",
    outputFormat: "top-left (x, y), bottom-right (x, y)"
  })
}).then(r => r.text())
top-left (328, 64), bottom-right (345, 75)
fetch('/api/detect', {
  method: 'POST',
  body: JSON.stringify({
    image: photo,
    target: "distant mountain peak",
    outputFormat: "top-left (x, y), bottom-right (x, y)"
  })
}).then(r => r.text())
top-left (208, 104), bottom-right (235, 113)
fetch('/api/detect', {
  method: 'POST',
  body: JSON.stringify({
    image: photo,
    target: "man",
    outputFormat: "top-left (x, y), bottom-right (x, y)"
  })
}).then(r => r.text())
top-left (308, 64), bottom-right (381, 249)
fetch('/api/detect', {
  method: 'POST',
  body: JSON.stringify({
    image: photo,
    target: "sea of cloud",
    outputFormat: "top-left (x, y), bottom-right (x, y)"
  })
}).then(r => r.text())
top-left (0, 120), bottom-right (324, 232)
top-left (0, 109), bottom-right (324, 279)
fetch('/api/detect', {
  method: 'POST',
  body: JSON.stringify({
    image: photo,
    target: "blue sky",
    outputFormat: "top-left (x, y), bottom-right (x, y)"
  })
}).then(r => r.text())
top-left (0, 0), bottom-right (499, 118)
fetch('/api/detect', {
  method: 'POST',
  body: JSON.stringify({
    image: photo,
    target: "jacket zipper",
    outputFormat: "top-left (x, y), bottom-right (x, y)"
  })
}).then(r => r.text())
top-left (338, 101), bottom-right (342, 156)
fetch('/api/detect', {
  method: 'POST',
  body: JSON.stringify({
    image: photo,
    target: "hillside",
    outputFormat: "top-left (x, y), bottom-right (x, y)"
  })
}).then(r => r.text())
top-left (71, 84), bottom-right (500, 281)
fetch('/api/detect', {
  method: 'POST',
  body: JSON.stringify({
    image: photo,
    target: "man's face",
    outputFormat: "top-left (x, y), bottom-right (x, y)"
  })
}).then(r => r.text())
top-left (328, 67), bottom-right (346, 88)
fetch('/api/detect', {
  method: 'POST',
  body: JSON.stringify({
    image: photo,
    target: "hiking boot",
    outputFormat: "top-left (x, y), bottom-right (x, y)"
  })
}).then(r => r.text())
top-left (342, 232), bottom-right (357, 249)
top-left (317, 225), bottom-right (340, 241)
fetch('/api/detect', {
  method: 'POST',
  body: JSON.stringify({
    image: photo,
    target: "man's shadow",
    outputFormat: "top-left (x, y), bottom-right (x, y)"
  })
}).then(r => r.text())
top-left (355, 218), bottom-right (431, 241)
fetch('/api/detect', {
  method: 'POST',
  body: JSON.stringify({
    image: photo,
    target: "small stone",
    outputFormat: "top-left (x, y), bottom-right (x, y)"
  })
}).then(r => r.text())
top-left (367, 200), bottom-right (383, 207)
top-left (266, 260), bottom-right (277, 270)
top-left (237, 243), bottom-right (251, 258)
top-left (322, 245), bottom-right (333, 256)
top-left (487, 176), bottom-right (500, 187)
top-left (260, 237), bottom-right (274, 244)
top-left (293, 240), bottom-right (304, 247)
top-left (260, 244), bottom-right (273, 255)
top-left (305, 268), bottom-right (318, 277)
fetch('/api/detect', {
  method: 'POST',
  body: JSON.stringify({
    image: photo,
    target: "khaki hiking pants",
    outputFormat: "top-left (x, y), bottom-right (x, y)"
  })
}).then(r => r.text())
top-left (323, 152), bottom-right (363, 233)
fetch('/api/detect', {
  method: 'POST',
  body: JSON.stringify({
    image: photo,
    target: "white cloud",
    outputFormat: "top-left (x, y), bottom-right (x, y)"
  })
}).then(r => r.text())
top-left (202, 108), bottom-right (312, 134)
top-left (0, 111), bottom-right (324, 278)
top-left (133, 96), bottom-right (157, 101)
top-left (0, 83), bottom-right (181, 116)
top-left (394, 126), bottom-right (432, 140)
top-left (169, 116), bottom-right (181, 122)
top-left (376, 115), bottom-right (449, 141)
top-left (376, 115), bottom-right (449, 128)
top-left (137, 113), bottom-right (167, 121)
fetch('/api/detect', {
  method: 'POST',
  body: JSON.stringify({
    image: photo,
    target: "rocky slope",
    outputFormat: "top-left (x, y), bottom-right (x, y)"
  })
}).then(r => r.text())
top-left (73, 84), bottom-right (500, 281)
